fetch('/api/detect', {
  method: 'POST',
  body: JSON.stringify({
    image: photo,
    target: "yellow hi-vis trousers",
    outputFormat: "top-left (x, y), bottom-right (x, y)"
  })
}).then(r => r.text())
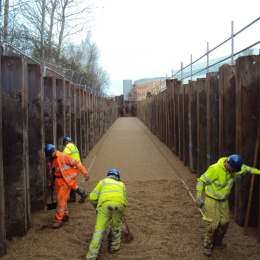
top-left (202, 196), bottom-right (229, 247)
top-left (86, 201), bottom-right (126, 260)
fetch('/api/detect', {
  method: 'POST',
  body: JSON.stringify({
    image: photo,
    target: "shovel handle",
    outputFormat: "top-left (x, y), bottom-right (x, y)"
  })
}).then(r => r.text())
top-left (244, 122), bottom-right (260, 235)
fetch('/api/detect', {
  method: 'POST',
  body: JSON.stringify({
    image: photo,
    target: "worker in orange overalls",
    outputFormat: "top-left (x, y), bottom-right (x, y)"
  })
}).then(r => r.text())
top-left (45, 144), bottom-right (90, 229)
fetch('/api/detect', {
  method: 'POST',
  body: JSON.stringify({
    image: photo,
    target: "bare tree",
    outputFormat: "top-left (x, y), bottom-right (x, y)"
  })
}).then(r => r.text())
top-left (55, 0), bottom-right (92, 61)
top-left (40, 0), bottom-right (46, 59)
top-left (47, 0), bottom-right (58, 59)
top-left (3, 0), bottom-right (9, 42)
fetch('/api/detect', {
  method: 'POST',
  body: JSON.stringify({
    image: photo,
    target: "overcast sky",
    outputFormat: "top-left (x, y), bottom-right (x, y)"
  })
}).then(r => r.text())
top-left (89, 0), bottom-right (260, 96)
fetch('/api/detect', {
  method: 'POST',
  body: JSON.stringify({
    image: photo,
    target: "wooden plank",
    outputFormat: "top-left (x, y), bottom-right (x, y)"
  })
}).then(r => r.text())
top-left (196, 78), bottom-right (207, 174)
top-left (235, 55), bottom-right (260, 227)
top-left (1, 56), bottom-right (30, 238)
top-left (70, 84), bottom-right (76, 143)
top-left (173, 80), bottom-right (181, 154)
top-left (218, 65), bottom-right (236, 157)
top-left (65, 80), bottom-right (71, 137)
top-left (166, 80), bottom-right (172, 149)
top-left (89, 93), bottom-right (94, 150)
top-left (76, 88), bottom-right (82, 154)
top-left (28, 64), bottom-right (45, 211)
top-left (44, 77), bottom-right (56, 145)
top-left (56, 78), bottom-right (65, 150)
top-left (80, 89), bottom-right (86, 158)
top-left (178, 85), bottom-right (183, 160)
top-left (206, 72), bottom-right (219, 167)
top-left (218, 64), bottom-right (237, 212)
top-left (86, 92), bottom-right (90, 154)
top-left (188, 81), bottom-right (197, 173)
top-left (0, 50), bottom-right (6, 257)
top-left (183, 84), bottom-right (189, 166)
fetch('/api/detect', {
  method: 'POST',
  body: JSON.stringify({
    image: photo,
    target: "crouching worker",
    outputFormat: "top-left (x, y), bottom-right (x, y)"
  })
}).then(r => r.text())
top-left (195, 154), bottom-right (260, 257)
top-left (86, 169), bottom-right (128, 260)
top-left (45, 144), bottom-right (90, 229)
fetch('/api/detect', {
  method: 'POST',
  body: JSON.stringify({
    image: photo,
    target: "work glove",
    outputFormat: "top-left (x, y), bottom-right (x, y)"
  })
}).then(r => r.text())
top-left (195, 196), bottom-right (204, 208)
top-left (90, 200), bottom-right (98, 209)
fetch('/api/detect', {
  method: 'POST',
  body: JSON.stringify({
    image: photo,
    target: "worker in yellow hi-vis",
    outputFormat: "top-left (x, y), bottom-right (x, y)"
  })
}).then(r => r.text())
top-left (63, 136), bottom-right (88, 203)
top-left (196, 154), bottom-right (260, 257)
top-left (86, 169), bottom-right (128, 260)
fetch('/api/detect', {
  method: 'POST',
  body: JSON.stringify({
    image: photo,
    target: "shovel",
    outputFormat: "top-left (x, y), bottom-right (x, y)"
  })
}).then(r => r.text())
top-left (107, 217), bottom-right (134, 246)
top-left (122, 217), bottom-right (134, 243)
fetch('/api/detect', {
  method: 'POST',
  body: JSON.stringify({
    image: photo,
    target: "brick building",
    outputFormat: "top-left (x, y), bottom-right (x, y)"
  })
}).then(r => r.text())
top-left (133, 77), bottom-right (166, 101)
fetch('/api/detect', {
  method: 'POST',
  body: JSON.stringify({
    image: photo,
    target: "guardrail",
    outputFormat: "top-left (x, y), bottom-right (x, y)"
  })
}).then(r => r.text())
top-left (171, 17), bottom-right (260, 82)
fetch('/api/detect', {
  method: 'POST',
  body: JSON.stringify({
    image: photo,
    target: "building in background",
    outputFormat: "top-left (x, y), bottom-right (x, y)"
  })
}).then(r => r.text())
top-left (123, 80), bottom-right (133, 101)
top-left (133, 77), bottom-right (166, 101)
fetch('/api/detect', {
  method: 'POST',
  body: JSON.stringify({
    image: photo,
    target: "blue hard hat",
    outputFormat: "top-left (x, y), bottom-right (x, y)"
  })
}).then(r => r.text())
top-left (107, 169), bottom-right (120, 180)
top-left (45, 144), bottom-right (56, 157)
top-left (63, 136), bottom-right (72, 143)
top-left (228, 154), bottom-right (243, 172)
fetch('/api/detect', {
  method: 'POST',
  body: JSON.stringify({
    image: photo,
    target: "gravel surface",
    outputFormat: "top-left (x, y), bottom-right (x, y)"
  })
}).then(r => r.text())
top-left (2, 117), bottom-right (260, 260)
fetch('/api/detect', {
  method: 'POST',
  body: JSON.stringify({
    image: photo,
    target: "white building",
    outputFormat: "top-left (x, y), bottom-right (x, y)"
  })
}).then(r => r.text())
top-left (123, 80), bottom-right (132, 101)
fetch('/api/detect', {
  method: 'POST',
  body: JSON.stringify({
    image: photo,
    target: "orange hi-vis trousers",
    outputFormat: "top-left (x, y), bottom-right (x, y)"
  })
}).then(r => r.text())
top-left (55, 178), bottom-right (71, 222)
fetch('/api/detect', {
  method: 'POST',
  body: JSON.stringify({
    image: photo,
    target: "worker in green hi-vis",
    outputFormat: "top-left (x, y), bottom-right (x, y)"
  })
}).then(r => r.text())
top-left (196, 154), bottom-right (260, 257)
top-left (86, 169), bottom-right (128, 260)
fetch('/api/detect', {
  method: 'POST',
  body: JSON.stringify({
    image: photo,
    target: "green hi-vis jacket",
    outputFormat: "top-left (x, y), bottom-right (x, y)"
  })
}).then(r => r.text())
top-left (90, 177), bottom-right (128, 209)
top-left (197, 157), bottom-right (260, 200)
top-left (63, 143), bottom-right (81, 162)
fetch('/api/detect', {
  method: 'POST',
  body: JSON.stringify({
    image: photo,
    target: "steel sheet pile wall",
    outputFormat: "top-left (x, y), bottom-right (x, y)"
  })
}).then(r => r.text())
top-left (137, 55), bottom-right (260, 237)
top-left (0, 51), bottom-right (6, 257)
top-left (1, 57), bottom-right (30, 241)
top-left (234, 56), bottom-right (260, 230)
top-left (56, 78), bottom-right (65, 150)
top-left (0, 57), bottom-right (118, 256)
top-left (28, 64), bottom-right (45, 211)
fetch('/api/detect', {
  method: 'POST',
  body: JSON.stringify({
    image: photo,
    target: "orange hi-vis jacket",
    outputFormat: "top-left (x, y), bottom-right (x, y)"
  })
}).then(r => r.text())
top-left (49, 150), bottom-right (89, 187)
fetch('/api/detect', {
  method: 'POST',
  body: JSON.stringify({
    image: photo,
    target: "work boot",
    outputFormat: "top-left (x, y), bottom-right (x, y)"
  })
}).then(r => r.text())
top-left (214, 223), bottom-right (228, 249)
top-left (52, 220), bottom-right (63, 229)
top-left (203, 236), bottom-right (213, 257)
top-left (62, 215), bottom-right (69, 222)
top-left (76, 186), bottom-right (87, 203)
top-left (109, 248), bottom-right (120, 254)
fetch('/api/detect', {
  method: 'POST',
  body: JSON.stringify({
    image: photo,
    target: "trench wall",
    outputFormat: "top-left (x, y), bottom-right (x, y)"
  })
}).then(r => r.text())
top-left (137, 55), bottom-right (260, 240)
top-left (0, 56), bottom-right (118, 256)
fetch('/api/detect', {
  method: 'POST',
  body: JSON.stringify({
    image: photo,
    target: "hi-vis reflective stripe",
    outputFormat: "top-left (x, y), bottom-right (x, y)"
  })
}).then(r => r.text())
top-left (203, 173), bottom-right (233, 188)
top-left (67, 146), bottom-right (73, 153)
top-left (207, 187), bottom-right (227, 199)
top-left (92, 236), bottom-right (102, 241)
top-left (76, 163), bottom-right (82, 168)
top-left (61, 153), bottom-right (70, 171)
top-left (57, 208), bottom-right (66, 212)
top-left (70, 159), bottom-right (76, 166)
top-left (71, 151), bottom-right (79, 155)
top-left (100, 190), bottom-right (125, 197)
top-left (113, 232), bottom-right (121, 239)
top-left (92, 191), bottom-right (100, 195)
top-left (95, 230), bottom-right (104, 235)
top-left (88, 249), bottom-right (98, 255)
top-left (66, 173), bottom-right (77, 181)
top-left (103, 182), bottom-right (123, 189)
top-left (197, 181), bottom-right (205, 187)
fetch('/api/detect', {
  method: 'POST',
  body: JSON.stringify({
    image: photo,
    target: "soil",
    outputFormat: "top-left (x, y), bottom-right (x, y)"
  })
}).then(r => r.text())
top-left (2, 117), bottom-right (260, 260)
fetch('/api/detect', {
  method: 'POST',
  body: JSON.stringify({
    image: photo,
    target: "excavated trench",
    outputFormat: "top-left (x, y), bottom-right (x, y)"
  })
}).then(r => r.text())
top-left (2, 117), bottom-right (260, 260)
